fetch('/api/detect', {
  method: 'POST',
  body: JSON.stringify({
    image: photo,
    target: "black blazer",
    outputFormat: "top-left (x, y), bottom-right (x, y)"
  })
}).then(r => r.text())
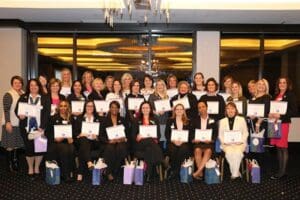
top-left (100, 114), bottom-right (129, 143)
top-left (199, 94), bottom-right (226, 121)
top-left (165, 118), bottom-right (192, 143)
top-left (273, 91), bottom-right (298, 123)
top-left (249, 94), bottom-right (271, 118)
top-left (88, 90), bottom-right (105, 101)
top-left (170, 93), bottom-right (198, 119)
top-left (15, 94), bottom-right (51, 130)
top-left (73, 114), bottom-right (102, 138)
top-left (124, 93), bottom-right (145, 122)
top-left (67, 93), bottom-right (86, 102)
top-left (190, 116), bottom-right (218, 143)
top-left (45, 113), bottom-right (74, 144)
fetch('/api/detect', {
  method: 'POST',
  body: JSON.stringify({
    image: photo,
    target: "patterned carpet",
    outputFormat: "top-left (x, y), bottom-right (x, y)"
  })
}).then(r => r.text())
top-left (0, 147), bottom-right (299, 200)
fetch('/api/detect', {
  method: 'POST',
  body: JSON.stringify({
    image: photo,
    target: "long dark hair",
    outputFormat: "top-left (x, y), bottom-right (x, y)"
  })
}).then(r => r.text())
top-left (192, 72), bottom-right (205, 90)
top-left (274, 77), bottom-right (293, 95)
top-left (138, 101), bottom-right (154, 120)
top-left (25, 79), bottom-right (42, 95)
top-left (82, 100), bottom-right (97, 117)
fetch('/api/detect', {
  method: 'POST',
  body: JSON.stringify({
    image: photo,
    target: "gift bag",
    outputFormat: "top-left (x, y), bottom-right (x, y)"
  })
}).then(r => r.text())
top-left (267, 119), bottom-right (282, 138)
top-left (45, 161), bottom-right (60, 185)
top-left (204, 159), bottom-right (220, 184)
top-left (180, 158), bottom-right (194, 183)
top-left (215, 139), bottom-right (221, 153)
top-left (249, 159), bottom-right (261, 183)
top-left (134, 160), bottom-right (145, 186)
top-left (250, 130), bottom-right (265, 153)
top-left (92, 158), bottom-right (107, 185)
top-left (34, 136), bottom-right (48, 153)
top-left (123, 160), bottom-right (136, 185)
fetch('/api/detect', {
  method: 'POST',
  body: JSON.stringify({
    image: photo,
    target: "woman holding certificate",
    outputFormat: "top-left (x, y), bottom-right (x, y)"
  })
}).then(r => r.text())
top-left (199, 78), bottom-right (226, 122)
top-left (88, 78), bottom-right (105, 101)
top-left (269, 77), bottom-right (297, 180)
top-left (227, 81), bottom-right (247, 116)
top-left (132, 102), bottom-right (163, 182)
top-left (105, 79), bottom-right (125, 117)
top-left (165, 103), bottom-right (191, 179)
top-left (74, 100), bottom-right (101, 181)
top-left (170, 81), bottom-right (198, 119)
top-left (2, 76), bottom-right (24, 172)
top-left (101, 101), bottom-right (129, 181)
top-left (67, 80), bottom-right (86, 102)
top-left (48, 78), bottom-right (66, 116)
top-left (148, 79), bottom-right (170, 151)
top-left (46, 100), bottom-right (75, 182)
top-left (191, 101), bottom-right (217, 180)
top-left (15, 79), bottom-right (51, 177)
top-left (219, 102), bottom-right (249, 180)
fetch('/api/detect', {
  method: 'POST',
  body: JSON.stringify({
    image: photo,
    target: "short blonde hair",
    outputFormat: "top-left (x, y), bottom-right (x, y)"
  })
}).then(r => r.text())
top-left (257, 78), bottom-right (269, 95)
top-left (154, 79), bottom-right (168, 99)
top-left (177, 81), bottom-right (191, 92)
top-left (121, 73), bottom-right (133, 86)
top-left (231, 81), bottom-right (243, 97)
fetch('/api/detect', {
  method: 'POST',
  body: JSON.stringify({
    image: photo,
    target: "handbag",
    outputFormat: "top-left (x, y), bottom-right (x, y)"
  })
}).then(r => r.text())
top-left (45, 161), bottom-right (60, 185)
top-left (180, 158), bottom-right (194, 184)
top-left (267, 119), bottom-right (282, 138)
top-left (204, 159), bottom-right (220, 184)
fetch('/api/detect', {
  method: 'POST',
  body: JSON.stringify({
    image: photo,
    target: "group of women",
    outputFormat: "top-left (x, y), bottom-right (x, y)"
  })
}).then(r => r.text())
top-left (1, 68), bottom-right (297, 183)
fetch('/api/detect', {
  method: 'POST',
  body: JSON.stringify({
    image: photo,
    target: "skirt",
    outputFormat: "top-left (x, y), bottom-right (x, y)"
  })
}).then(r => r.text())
top-left (1, 126), bottom-right (24, 149)
top-left (270, 123), bottom-right (289, 148)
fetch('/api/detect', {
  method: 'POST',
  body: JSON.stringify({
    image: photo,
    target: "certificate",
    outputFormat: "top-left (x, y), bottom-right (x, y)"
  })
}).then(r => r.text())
top-left (171, 129), bottom-right (189, 142)
top-left (192, 91), bottom-right (206, 100)
top-left (54, 125), bottom-right (72, 138)
top-left (154, 99), bottom-right (171, 112)
top-left (106, 125), bottom-right (126, 140)
top-left (128, 98), bottom-right (144, 110)
top-left (270, 101), bottom-right (287, 115)
top-left (172, 97), bottom-right (190, 109)
top-left (167, 88), bottom-right (178, 99)
top-left (219, 92), bottom-right (231, 101)
top-left (94, 100), bottom-right (109, 113)
top-left (195, 129), bottom-right (212, 141)
top-left (139, 125), bottom-right (157, 138)
top-left (224, 130), bottom-right (242, 144)
top-left (71, 101), bottom-right (85, 113)
top-left (81, 122), bottom-right (100, 136)
top-left (234, 101), bottom-right (243, 114)
top-left (207, 101), bottom-right (219, 114)
top-left (60, 87), bottom-right (71, 97)
top-left (17, 102), bottom-right (38, 117)
top-left (247, 103), bottom-right (265, 117)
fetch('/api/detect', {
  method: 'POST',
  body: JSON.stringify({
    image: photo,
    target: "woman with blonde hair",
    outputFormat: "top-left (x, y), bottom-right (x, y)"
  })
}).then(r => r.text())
top-left (60, 68), bottom-right (72, 97)
top-left (227, 81), bottom-right (247, 116)
top-left (48, 78), bottom-right (66, 116)
top-left (81, 71), bottom-right (94, 98)
top-left (121, 73), bottom-right (133, 97)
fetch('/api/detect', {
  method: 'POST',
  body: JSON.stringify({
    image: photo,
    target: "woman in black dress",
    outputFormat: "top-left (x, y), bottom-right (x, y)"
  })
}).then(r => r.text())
top-left (132, 102), bottom-right (163, 181)
top-left (46, 100), bottom-right (75, 182)
top-left (74, 100), bottom-right (101, 181)
top-left (15, 79), bottom-right (51, 177)
top-left (191, 101), bottom-right (217, 179)
top-left (165, 103), bottom-right (191, 179)
top-left (101, 101), bottom-right (129, 181)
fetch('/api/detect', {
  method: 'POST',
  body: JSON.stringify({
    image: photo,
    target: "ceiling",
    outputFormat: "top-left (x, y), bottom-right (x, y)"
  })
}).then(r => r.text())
top-left (0, 0), bottom-right (300, 24)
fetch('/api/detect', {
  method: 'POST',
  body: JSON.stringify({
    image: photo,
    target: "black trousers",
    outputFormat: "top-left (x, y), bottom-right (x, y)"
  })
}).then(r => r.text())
top-left (135, 138), bottom-right (163, 176)
top-left (47, 142), bottom-right (75, 179)
top-left (75, 138), bottom-right (100, 174)
top-left (168, 143), bottom-right (191, 173)
top-left (103, 142), bottom-right (128, 175)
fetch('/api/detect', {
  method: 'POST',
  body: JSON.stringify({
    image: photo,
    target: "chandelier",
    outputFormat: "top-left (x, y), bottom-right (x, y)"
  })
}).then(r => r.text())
top-left (102, 0), bottom-right (171, 28)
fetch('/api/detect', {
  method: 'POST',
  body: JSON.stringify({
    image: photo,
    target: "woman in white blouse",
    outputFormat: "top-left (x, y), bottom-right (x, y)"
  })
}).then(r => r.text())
top-left (218, 102), bottom-right (249, 180)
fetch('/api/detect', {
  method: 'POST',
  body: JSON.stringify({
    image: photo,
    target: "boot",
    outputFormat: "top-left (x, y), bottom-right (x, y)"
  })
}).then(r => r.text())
top-left (12, 149), bottom-right (19, 171)
top-left (5, 151), bottom-right (14, 172)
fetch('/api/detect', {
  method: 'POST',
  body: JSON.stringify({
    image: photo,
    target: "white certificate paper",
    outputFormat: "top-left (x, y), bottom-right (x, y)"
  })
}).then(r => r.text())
top-left (106, 125), bottom-right (126, 140)
top-left (54, 125), bottom-right (72, 138)
top-left (270, 101), bottom-right (287, 115)
top-left (192, 91), bottom-right (206, 100)
top-left (60, 87), bottom-right (71, 97)
top-left (71, 101), bottom-right (85, 113)
top-left (154, 99), bottom-right (171, 112)
top-left (219, 92), bottom-right (231, 101)
top-left (81, 122), bottom-right (100, 136)
top-left (234, 101), bottom-right (243, 114)
top-left (128, 98), bottom-right (144, 110)
top-left (224, 130), bottom-right (242, 144)
top-left (195, 129), bottom-right (212, 141)
top-left (94, 100), bottom-right (110, 113)
top-left (139, 125), bottom-right (157, 138)
top-left (171, 129), bottom-right (189, 142)
top-left (18, 102), bottom-right (38, 117)
top-left (207, 101), bottom-right (219, 114)
top-left (247, 103), bottom-right (265, 117)
top-left (172, 97), bottom-right (190, 109)
top-left (167, 88), bottom-right (178, 99)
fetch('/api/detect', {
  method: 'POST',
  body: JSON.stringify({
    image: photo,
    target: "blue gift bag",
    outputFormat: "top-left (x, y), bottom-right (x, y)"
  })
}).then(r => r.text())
top-left (92, 168), bottom-right (103, 185)
top-left (45, 161), bottom-right (60, 185)
top-left (215, 139), bottom-right (221, 153)
top-left (250, 160), bottom-right (261, 183)
top-left (134, 168), bottom-right (144, 186)
top-left (250, 130), bottom-right (265, 153)
top-left (267, 120), bottom-right (282, 138)
top-left (180, 166), bottom-right (193, 183)
top-left (205, 167), bottom-right (220, 184)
